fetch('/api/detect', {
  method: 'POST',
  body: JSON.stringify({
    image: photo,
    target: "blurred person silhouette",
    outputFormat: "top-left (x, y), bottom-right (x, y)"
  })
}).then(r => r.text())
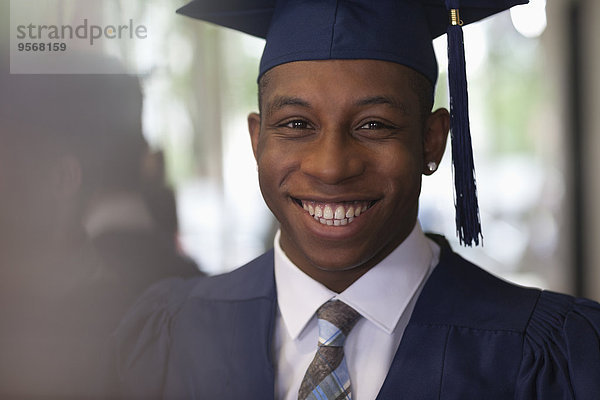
top-left (84, 143), bottom-right (201, 310)
top-left (0, 54), bottom-right (199, 398)
top-left (0, 67), bottom-right (131, 399)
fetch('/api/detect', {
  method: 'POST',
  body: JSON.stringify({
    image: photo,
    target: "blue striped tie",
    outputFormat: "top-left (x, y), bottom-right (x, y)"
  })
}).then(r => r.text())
top-left (298, 300), bottom-right (361, 400)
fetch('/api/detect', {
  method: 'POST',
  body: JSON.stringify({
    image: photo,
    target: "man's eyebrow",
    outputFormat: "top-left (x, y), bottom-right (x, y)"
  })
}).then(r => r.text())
top-left (264, 95), bottom-right (410, 116)
top-left (266, 96), bottom-right (311, 117)
top-left (354, 96), bottom-right (410, 115)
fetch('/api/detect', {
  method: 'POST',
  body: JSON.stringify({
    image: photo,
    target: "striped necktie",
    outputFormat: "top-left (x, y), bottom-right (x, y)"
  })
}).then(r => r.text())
top-left (298, 300), bottom-right (361, 400)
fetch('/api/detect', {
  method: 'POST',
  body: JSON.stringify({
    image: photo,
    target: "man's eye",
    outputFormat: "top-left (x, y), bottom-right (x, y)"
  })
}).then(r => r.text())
top-left (284, 120), bottom-right (310, 129)
top-left (359, 121), bottom-right (386, 130)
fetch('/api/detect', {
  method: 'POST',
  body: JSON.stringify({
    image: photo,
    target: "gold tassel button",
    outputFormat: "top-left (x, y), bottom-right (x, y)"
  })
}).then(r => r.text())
top-left (450, 9), bottom-right (464, 26)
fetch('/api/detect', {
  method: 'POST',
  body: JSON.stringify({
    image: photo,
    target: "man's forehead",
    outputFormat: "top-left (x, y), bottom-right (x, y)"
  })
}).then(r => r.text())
top-left (261, 60), bottom-right (420, 114)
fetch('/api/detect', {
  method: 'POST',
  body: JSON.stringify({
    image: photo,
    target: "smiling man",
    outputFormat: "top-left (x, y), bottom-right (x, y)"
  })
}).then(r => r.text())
top-left (248, 60), bottom-right (447, 293)
top-left (109, 1), bottom-right (600, 399)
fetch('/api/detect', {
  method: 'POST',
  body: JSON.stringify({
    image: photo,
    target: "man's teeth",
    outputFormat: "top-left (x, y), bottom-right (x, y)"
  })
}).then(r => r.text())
top-left (301, 200), bottom-right (370, 226)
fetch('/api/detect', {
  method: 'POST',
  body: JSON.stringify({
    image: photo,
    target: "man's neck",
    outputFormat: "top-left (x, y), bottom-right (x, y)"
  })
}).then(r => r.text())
top-left (279, 222), bottom-right (416, 293)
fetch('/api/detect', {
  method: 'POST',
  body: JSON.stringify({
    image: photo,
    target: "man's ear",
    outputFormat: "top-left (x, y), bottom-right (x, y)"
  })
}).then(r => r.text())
top-left (422, 108), bottom-right (450, 175)
top-left (52, 155), bottom-right (82, 199)
top-left (248, 112), bottom-right (261, 162)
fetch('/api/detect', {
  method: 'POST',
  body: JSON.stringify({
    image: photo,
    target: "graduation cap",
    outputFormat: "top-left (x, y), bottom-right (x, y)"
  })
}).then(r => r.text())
top-left (176, 0), bottom-right (529, 246)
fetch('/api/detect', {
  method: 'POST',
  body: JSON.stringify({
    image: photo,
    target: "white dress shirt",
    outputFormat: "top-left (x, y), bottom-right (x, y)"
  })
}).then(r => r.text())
top-left (273, 222), bottom-right (441, 400)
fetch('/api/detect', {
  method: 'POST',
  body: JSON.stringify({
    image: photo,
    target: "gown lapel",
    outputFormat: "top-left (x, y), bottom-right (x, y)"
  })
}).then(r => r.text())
top-left (166, 251), bottom-right (278, 399)
top-left (376, 237), bottom-right (539, 399)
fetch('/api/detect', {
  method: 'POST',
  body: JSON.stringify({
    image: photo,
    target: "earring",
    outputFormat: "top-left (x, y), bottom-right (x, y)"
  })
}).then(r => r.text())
top-left (427, 161), bottom-right (437, 172)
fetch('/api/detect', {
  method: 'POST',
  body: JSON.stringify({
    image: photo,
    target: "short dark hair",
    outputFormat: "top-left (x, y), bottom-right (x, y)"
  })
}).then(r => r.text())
top-left (408, 69), bottom-right (435, 122)
top-left (258, 70), bottom-right (272, 115)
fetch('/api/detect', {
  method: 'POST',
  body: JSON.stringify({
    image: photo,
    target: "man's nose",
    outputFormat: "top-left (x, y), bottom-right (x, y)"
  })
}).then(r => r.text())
top-left (300, 128), bottom-right (365, 185)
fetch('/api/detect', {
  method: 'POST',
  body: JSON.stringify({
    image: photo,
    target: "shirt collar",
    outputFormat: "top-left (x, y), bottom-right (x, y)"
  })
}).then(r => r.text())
top-left (274, 222), bottom-right (438, 339)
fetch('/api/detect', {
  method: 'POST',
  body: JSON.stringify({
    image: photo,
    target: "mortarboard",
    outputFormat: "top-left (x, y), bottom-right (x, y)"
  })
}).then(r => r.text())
top-left (176, 0), bottom-right (529, 246)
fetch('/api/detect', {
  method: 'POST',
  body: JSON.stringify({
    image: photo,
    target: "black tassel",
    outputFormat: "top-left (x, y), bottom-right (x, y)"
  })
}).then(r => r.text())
top-left (446, 2), bottom-right (482, 246)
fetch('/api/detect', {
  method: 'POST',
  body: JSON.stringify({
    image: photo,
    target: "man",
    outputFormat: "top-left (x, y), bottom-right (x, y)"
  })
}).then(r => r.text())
top-left (110, 1), bottom-right (600, 399)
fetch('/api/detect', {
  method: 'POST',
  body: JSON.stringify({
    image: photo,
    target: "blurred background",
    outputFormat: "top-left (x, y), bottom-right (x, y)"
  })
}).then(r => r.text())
top-left (2, 0), bottom-right (600, 300)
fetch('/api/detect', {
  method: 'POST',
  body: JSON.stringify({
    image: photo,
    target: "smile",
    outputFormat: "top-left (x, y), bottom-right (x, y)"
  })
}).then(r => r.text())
top-left (295, 199), bottom-right (374, 226)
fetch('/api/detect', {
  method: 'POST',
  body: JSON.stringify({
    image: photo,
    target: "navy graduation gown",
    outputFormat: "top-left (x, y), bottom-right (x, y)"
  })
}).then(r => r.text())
top-left (109, 240), bottom-right (600, 399)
